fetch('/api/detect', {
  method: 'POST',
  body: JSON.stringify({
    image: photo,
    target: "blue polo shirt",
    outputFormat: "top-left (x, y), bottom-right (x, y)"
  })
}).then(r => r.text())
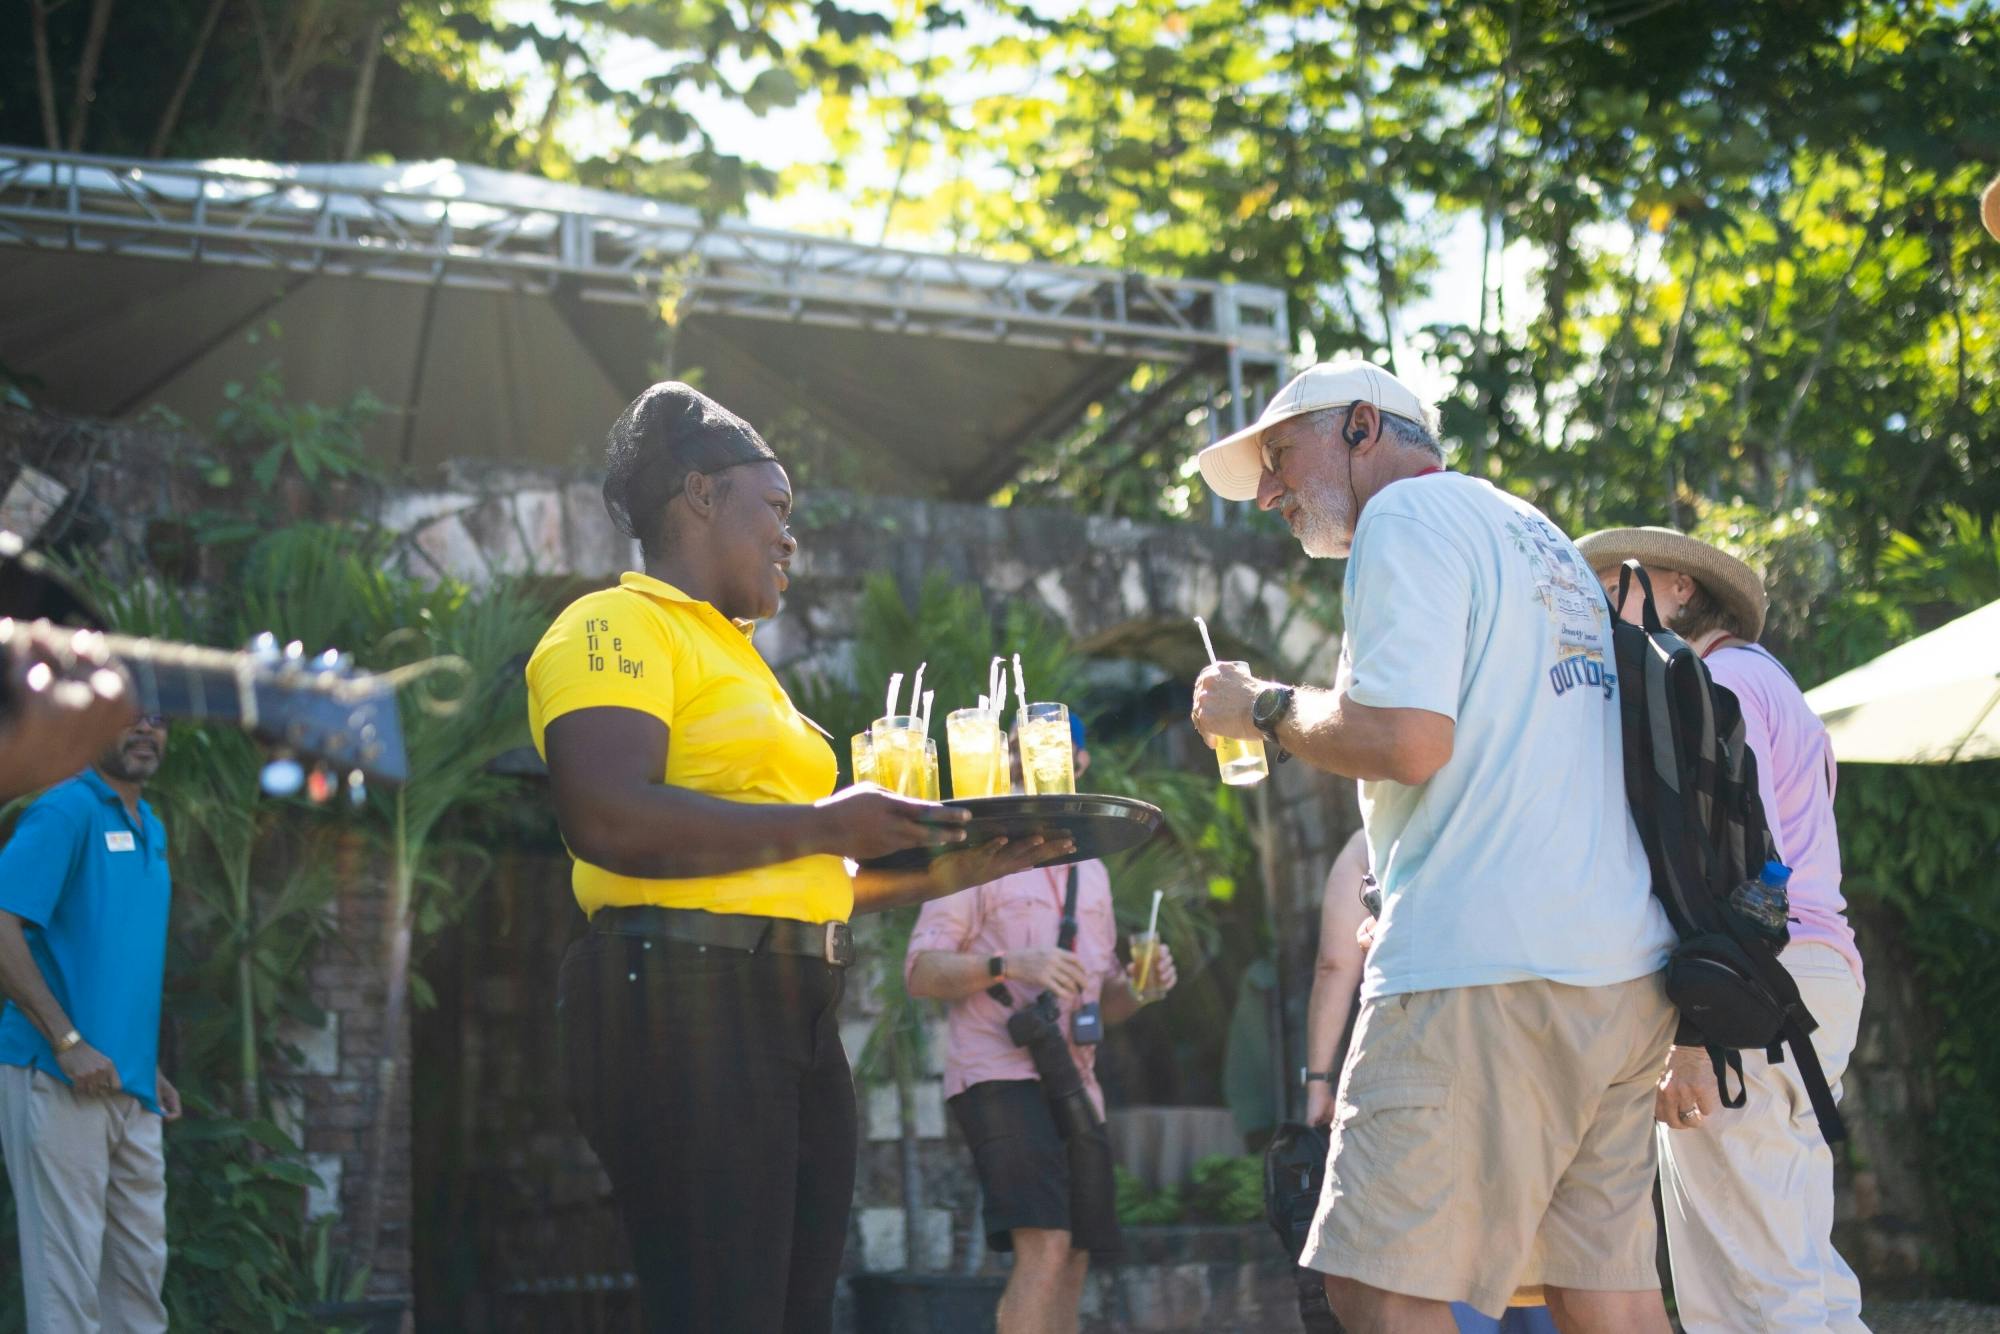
top-left (0, 771), bottom-right (171, 1114)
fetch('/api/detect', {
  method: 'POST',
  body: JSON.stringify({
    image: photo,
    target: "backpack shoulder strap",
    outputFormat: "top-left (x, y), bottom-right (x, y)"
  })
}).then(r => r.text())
top-left (1782, 1016), bottom-right (1848, 1144)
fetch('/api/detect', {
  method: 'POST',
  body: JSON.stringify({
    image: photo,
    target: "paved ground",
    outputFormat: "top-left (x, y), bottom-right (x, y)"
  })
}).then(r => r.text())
top-left (1865, 1300), bottom-right (2000, 1332)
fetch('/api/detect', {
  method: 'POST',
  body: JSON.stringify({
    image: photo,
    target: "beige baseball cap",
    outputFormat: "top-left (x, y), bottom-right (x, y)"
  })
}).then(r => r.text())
top-left (1195, 359), bottom-right (1430, 502)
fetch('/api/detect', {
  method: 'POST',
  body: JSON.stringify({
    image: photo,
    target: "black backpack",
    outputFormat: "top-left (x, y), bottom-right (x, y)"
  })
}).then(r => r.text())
top-left (1606, 561), bottom-right (1846, 1144)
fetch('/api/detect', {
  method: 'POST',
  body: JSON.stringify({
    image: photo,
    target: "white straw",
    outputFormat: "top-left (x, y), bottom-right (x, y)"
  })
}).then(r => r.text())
top-left (1193, 615), bottom-right (1220, 666)
top-left (978, 693), bottom-right (989, 713)
top-left (1012, 653), bottom-right (1027, 707)
top-left (910, 662), bottom-right (928, 716)
top-left (1145, 888), bottom-right (1164, 938)
top-left (921, 689), bottom-right (935, 736)
top-left (989, 657), bottom-right (1004, 714)
top-left (885, 671), bottom-right (904, 720)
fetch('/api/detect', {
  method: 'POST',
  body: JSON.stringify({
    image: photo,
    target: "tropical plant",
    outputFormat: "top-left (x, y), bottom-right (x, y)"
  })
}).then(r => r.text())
top-left (336, 561), bottom-right (552, 1280)
top-left (213, 334), bottom-right (384, 496)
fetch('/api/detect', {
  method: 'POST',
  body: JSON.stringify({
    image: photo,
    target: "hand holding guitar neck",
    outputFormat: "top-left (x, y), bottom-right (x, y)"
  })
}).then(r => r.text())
top-left (0, 531), bottom-right (411, 801)
top-left (0, 619), bottom-right (137, 802)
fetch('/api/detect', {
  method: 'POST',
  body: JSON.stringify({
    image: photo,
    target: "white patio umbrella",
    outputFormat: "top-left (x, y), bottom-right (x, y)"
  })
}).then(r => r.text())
top-left (1803, 599), bottom-right (2000, 763)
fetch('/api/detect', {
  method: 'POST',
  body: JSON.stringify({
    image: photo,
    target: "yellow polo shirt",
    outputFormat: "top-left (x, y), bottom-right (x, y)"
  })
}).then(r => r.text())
top-left (525, 571), bottom-right (852, 923)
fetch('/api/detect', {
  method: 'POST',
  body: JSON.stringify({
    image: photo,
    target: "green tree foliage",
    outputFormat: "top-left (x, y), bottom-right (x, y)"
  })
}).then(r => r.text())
top-left (833, 1), bottom-right (1998, 545)
top-left (1, 0), bottom-right (892, 211)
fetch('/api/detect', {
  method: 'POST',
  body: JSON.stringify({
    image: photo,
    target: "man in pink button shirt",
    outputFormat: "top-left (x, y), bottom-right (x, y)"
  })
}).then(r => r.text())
top-left (906, 732), bottom-right (1177, 1334)
top-left (1581, 527), bottom-right (1867, 1333)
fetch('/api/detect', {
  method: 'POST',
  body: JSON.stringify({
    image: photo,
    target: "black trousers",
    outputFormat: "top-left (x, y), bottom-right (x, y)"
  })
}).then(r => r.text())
top-left (557, 930), bottom-right (857, 1334)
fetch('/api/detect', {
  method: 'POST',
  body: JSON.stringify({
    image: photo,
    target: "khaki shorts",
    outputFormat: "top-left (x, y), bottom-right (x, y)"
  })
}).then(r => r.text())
top-left (1300, 972), bottom-right (1675, 1318)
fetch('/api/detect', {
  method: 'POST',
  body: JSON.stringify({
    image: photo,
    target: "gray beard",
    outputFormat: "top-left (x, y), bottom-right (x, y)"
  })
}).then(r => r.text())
top-left (1294, 477), bottom-right (1354, 560)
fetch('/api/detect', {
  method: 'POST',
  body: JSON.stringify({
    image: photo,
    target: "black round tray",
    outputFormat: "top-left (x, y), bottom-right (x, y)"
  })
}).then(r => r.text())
top-left (859, 794), bottom-right (1164, 872)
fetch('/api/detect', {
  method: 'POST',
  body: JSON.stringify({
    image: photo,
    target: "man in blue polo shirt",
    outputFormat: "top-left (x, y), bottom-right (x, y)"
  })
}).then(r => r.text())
top-left (0, 712), bottom-right (178, 1333)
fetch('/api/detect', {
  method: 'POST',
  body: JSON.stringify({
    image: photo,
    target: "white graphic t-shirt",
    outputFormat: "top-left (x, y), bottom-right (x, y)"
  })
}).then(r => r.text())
top-left (1340, 472), bottom-right (1673, 1001)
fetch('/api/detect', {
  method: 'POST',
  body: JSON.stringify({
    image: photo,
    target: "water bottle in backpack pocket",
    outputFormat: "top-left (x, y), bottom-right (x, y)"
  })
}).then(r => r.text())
top-left (1728, 860), bottom-right (1792, 944)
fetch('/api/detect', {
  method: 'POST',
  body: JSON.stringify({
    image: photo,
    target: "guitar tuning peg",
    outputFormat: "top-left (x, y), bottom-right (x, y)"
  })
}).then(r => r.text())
top-left (261, 754), bottom-right (304, 797)
top-left (306, 764), bottom-right (337, 805)
top-left (347, 770), bottom-right (367, 808)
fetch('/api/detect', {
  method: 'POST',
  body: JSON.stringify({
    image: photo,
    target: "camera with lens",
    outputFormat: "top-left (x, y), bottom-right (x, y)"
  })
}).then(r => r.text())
top-left (1006, 992), bottom-right (1095, 1136)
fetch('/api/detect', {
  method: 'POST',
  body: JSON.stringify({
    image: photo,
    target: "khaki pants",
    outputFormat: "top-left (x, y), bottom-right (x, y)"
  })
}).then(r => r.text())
top-left (1659, 943), bottom-right (1868, 1332)
top-left (0, 1064), bottom-right (168, 1334)
top-left (1301, 972), bottom-right (1676, 1318)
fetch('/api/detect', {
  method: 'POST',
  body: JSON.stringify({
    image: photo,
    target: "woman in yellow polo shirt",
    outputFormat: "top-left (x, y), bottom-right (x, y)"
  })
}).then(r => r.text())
top-left (527, 382), bottom-right (1067, 1334)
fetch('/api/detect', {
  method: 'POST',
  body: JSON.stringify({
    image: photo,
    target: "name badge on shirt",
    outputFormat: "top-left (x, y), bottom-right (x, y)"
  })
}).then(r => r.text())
top-left (104, 831), bottom-right (136, 853)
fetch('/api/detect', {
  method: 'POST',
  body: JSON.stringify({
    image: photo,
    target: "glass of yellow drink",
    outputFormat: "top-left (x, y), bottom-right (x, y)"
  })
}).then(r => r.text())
top-left (850, 732), bottom-right (877, 786)
top-left (946, 707), bottom-right (1009, 800)
top-left (1017, 702), bottom-right (1075, 796)
top-left (1129, 930), bottom-right (1168, 1004)
top-left (1215, 735), bottom-right (1269, 787)
top-left (869, 715), bottom-right (925, 796)
top-left (920, 739), bottom-right (941, 800)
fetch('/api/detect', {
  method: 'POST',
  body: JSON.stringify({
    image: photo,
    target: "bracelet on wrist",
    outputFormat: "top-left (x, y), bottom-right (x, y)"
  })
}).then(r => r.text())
top-left (53, 1029), bottom-right (83, 1055)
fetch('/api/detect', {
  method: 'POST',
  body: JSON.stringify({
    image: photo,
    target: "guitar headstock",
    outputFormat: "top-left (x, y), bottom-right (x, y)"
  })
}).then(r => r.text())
top-left (240, 636), bottom-right (409, 787)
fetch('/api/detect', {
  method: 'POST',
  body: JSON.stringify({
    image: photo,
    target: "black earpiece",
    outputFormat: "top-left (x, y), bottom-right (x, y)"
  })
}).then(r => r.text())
top-left (1342, 411), bottom-right (1368, 449)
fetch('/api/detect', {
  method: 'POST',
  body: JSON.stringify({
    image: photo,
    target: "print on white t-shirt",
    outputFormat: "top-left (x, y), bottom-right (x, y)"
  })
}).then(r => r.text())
top-left (1339, 473), bottom-right (1674, 1002)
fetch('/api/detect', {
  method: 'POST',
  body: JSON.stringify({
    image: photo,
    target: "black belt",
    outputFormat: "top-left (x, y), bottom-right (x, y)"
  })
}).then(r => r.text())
top-left (591, 906), bottom-right (856, 968)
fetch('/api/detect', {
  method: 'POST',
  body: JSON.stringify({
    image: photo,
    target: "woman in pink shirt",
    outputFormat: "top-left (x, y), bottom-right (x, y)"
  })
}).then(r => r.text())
top-left (1582, 527), bottom-right (1867, 1334)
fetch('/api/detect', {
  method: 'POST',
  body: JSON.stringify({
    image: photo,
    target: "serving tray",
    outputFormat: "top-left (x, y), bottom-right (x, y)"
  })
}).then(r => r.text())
top-left (858, 793), bottom-right (1164, 872)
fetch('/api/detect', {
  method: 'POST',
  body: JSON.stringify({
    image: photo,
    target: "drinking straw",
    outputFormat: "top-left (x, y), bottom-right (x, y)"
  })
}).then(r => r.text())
top-left (921, 689), bottom-right (935, 737)
top-left (885, 671), bottom-right (904, 721)
top-left (978, 693), bottom-right (989, 713)
top-left (910, 661), bottom-right (928, 716)
top-left (1012, 653), bottom-right (1027, 707)
top-left (989, 656), bottom-right (1005, 715)
top-left (1193, 615), bottom-right (1220, 667)
top-left (1134, 888), bottom-right (1165, 993)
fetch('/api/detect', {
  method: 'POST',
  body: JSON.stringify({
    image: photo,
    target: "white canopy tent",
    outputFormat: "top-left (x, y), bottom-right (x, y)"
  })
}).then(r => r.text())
top-left (1804, 599), bottom-right (2000, 764)
top-left (0, 148), bottom-right (1289, 496)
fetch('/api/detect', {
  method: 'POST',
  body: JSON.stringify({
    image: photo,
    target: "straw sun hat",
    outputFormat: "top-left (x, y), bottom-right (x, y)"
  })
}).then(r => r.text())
top-left (1574, 527), bottom-right (1769, 643)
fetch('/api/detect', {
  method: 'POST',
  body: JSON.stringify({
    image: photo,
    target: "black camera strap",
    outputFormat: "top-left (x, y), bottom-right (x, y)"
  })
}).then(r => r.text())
top-left (988, 864), bottom-right (1079, 1007)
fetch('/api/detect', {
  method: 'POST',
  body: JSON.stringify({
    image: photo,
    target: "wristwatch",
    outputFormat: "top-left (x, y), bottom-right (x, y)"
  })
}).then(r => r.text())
top-left (53, 1029), bottom-right (82, 1055)
top-left (1253, 685), bottom-right (1295, 761)
top-left (987, 955), bottom-right (1006, 982)
top-left (1299, 1066), bottom-right (1334, 1088)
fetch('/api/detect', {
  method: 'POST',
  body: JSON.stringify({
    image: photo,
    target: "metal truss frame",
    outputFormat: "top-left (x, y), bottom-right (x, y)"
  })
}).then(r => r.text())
top-left (0, 147), bottom-right (1290, 372)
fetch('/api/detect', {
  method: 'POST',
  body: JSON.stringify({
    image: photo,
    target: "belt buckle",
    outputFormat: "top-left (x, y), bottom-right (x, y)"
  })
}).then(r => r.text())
top-left (823, 921), bottom-right (854, 967)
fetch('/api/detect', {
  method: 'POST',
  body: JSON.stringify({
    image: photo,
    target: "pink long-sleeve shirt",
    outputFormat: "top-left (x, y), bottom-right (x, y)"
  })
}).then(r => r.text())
top-left (1708, 644), bottom-right (1864, 988)
top-left (904, 861), bottom-right (1124, 1116)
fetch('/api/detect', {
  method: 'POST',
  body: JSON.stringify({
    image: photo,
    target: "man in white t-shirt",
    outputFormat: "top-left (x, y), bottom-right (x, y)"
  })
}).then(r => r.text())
top-left (1188, 360), bottom-right (1677, 1333)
